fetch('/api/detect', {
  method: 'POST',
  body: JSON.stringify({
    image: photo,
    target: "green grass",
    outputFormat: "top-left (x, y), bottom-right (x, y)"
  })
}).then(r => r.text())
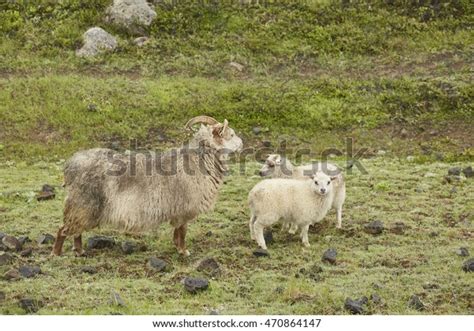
top-left (0, 159), bottom-right (472, 314)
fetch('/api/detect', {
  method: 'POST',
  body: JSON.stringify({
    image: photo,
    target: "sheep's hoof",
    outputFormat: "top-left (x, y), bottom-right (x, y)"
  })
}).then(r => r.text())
top-left (336, 224), bottom-right (342, 229)
top-left (179, 249), bottom-right (190, 257)
top-left (288, 229), bottom-right (297, 235)
top-left (302, 242), bottom-right (311, 248)
top-left (73, 250), bottom-right (85, 257)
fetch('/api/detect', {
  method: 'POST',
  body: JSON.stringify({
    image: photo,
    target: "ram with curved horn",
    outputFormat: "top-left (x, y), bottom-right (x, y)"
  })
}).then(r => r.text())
top-left (52, 116), bottom-right (243, 257)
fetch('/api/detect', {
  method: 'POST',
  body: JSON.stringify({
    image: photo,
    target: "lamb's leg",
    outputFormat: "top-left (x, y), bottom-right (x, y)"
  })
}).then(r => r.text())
top-left (336, 206), bottom-right (342, 229)
top-left (300, 224), bottom-right (311, 248)
top-left (73, 235), bottom-right (84, 257)
top-left (333, 183), bottom-right (345, 229)
top-left (254, 222), bottom-right (267, 250)
top-left (51, 226), bottom-right (67, 256)
top-left (249, 214), bottom-right (256, 240)
top-left (174, 224), bottom-right (190, 256)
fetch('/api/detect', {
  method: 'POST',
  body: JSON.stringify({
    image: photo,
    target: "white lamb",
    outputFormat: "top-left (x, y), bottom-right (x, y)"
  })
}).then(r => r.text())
top-left (259, 154), bottom-right (346, 230)
top-left (248, 172), bottom-right (338, 249)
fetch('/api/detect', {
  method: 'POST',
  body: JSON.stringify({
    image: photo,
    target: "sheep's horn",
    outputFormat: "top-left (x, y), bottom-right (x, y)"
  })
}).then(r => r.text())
top-left (184, 115), bottom-right (219, 129)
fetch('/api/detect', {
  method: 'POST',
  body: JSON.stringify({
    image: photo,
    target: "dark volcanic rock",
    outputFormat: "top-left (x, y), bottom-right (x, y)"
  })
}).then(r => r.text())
top-left (448, 167), bottom-right (461, 176)
top-left (0, 232), bottom-right (5, 240)
top-left (197, 257), bottom-right (220, 276)
top-left (147, 257), bottom-right (167, 273)
top-left (3, 269), bottom-right (21, 281)
top-left (37, 233), bottom-right (55, 245)
top-left (0, 291), bottom-right (5, 302)
top-left (18, 236), bottom-right (31, 246)
top-left (80, 266), bottom-right (98, 274)
top-left (2, 235), bottom-right (22, 251)
top-left (19, 265), bottom-right (41, 278)
top-left (422, 282), bottom-right (440, 290)
top-left (0, 252), bottom-right (13, 266)
top-left (364, 220), bottom-right (384, 235)
top-left (263, 229), bottom-right (273, 245)
top-left (42, 184), bottom-right (55, 193)
top-left (252, 127), bottom-right (261, 135)
top-left (344, 297), bottom-right (368, 314)
top-left (19, 298), bottom-right (42, 313)
top-left (390, 222), bottom-right (406, 235)
top-left (184, 277), bottom-right (209, 294)
top-left (20, 248), bottom-right (33, 257)
top-left (321, 248), bottom-right (337, 264)
top-left (0, 242), bottom-right (7, 252)
top-left (36, 191), bottom-right (55, 201)
top-left (462, 166), bottom-right (473, 178)
top-left (253, 248), bottom-right (269, 257)
top-left (462, 258), bottom-right (474, 272)
top-left (370, 293), bottom-right (382, 305)
top-left (456, 247), bottom-right (469, 257)
top-left (408, 295), bottom-right (425, 311)
top-left (87, 236), bottom-right (115, 250)
top-left (109, 291), bottom-right (126, 307)
top-left (299, 264), bottom-right (323, 281)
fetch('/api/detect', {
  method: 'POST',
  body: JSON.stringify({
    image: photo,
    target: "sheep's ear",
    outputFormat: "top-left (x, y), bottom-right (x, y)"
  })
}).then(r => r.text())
top-left (212, 123), bottom-right (224, 137)
top-left (222, 119), bottom-right (228, 133)
top-left (310, 174), bottom-right (315, 179)
top-left (330, 176), bottom-right (338, 181)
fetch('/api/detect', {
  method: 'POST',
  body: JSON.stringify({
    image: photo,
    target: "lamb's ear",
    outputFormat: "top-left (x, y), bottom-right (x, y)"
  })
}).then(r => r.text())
top-left (330, 176), bottom-right (338, 181)
top-left (310, 174), bottom-right (315, 179)
top-left (222, 119), bottom-right (228, 133)
top-left (212, 123), bottom-right (224, 137)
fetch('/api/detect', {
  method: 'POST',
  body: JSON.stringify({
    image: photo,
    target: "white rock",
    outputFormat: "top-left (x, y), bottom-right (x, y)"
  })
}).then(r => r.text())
top-left (229, 62), bottom-right (244, 72)
top-left (133, 36), bottom-right (149, 47)
top-left (76, 27), bottom-right (117, 57)
top-left (424, 172), bottom-right (437, 178)
top-left (406, 156), bottom-right (415, 162)
top-left (107, 0), bottom-right (157, 30)
top-left (377, 150), bottom-right (387, 156)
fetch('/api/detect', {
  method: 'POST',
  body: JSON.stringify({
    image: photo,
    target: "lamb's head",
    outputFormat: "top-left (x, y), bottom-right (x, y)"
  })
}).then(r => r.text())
top-left (185, 116), bottom-right (243, 154)
top-left (310, 171), bottom-right (337, 196)
top-left (259, 154), bottom-right (294, 178)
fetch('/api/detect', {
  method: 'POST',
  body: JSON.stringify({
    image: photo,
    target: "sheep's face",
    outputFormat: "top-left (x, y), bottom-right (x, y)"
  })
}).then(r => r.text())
top-left (310, 172), bottom-right (336, 196)
top-left (195, 119), bottom-right (243, 154)
top-left (259, 154), bottom-right (282, 177)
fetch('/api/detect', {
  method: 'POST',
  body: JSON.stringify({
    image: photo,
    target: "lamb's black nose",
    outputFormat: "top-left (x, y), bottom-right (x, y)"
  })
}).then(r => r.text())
top-left (320, 188), bottom-right (326, 194)
top-left (259, 170), bottom-right (265, 177)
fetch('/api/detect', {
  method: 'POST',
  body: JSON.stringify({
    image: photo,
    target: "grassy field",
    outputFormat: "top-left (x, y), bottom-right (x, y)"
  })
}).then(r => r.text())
top-left (0, 158), bottom-right (473, 314)
top-left (0, 0), bottom-right (473, 315)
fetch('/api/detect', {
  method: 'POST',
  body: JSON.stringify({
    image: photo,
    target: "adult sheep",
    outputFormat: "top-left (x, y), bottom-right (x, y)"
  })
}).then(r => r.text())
top-left (52, 116), bottom-right (243, 257)
top-left (258, 154), bottom-right (346, 229)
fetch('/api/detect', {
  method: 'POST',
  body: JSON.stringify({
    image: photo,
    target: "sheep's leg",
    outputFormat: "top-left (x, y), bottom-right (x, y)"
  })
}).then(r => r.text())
top-left (288, 223), bottom-right (299, 234)
top-left (174, 224), bottom-right (190, 256)
top-left (249, 214), bottom-right (256, 240)
top-left (300, 224), bottom-right (311, 248)
top-left (73, 235), bottom-right (84, 257)
top-left (254, 222), bottom-right (267, 250)
top-left (336, 206), bottom-right (342, 229)
top-left (51, 226), bottom-right (67, 256)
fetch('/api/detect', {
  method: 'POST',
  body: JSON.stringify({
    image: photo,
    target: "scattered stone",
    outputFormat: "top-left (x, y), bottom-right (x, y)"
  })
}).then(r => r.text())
top-left (370, 293), bottom-right (382, 304)
top-left (462, 258), bottom-right (474, 272)
top-left (456, 247), bottom-right (469, 257)
top-left (197, 257), bottom-right (220, 276)
top-left (0, 291), bottom-right (5, 302)
top-left (406, 156), bottom-right (415, 162)
top-left (80, 266), bottom-right (98, 274)
top-left (344, 297), bottom-right (368, 314)
top-left (377, 150), bottom-right (386, 156)
top-left (20, 248), bottom-right (33, 257)
top-left (42, 184), bottom-right (55, 193)
top-left (0, 232), bottom-right (5, 240)
top-left (184, 277), bottom-right (209, 294)
top-left (110, 291), bottom-right (126, 306)
top-left (408, 295), bottom-right (425, 311)
top-left (76, 27), bottom-right (117, 58)
top-left (209, 310), bottom-right (219, 315)
top-left (146, 257), bottom-right (167, 273)
top-left (87, 104), bottom-right (97, 112)
top-left (106, 0), bottom-right (157, 32)
top-left (252, 127), bottom-right (261, 135)
top-left (37, 185), bottom-right (55, 201)
top-left (390, 222), bottom-right (406, 235)
top-left (0, 242), bottom-right (7, 252)
top-left (18, 236), bottom-right (30, 246)
top-left (19, 265), bottom-right (41, 278)
top-left (422, 282), bottom-right (440, 290)
top-left (2, 235), bottom-right (22, 251)
top-left (263, 229), bottom-right (273, 245)
top-left (321, 248), bottom-right (337, 264)
top-left (229, 61), bottom-right (244, 72)
top-left (0, 252), bottom-right (13, 266)
top-left (450, 187), bottom-right (457, 194)
top-left (463, 166), bottom-right (473, 178)
top-left (37, 233), bottom-right (55, 245)
top-left (424, 172), bottom-right (437, 178)
top-left (448, 167), bottom-right (461, 176)
top-left (300, 264), bottom-right (323, 281)
top-left (205, 231), bottom-right (213, 237)
top-left (133, 36), bottom-right (149, 46)
top-left (3, 269), bottom-right (21, 281)
top-left (429, 231), bottom-right (439, 237)
top-left (262, 140), bottom-right (272, 148)
top-left (121, 241), bottom-right (137, 255)
top-left (87, 236), bottom-right (115, 250)
top-left (253, 248), bottom-right (269, 257)
top-left (19, 298), bottom-right (42, 313)
top-left (434, 152), bottom-right (444, 161)
top-left (364, 220), bottom-right (384, 235)
top-left (400, 128), bottom-right (408, 138)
